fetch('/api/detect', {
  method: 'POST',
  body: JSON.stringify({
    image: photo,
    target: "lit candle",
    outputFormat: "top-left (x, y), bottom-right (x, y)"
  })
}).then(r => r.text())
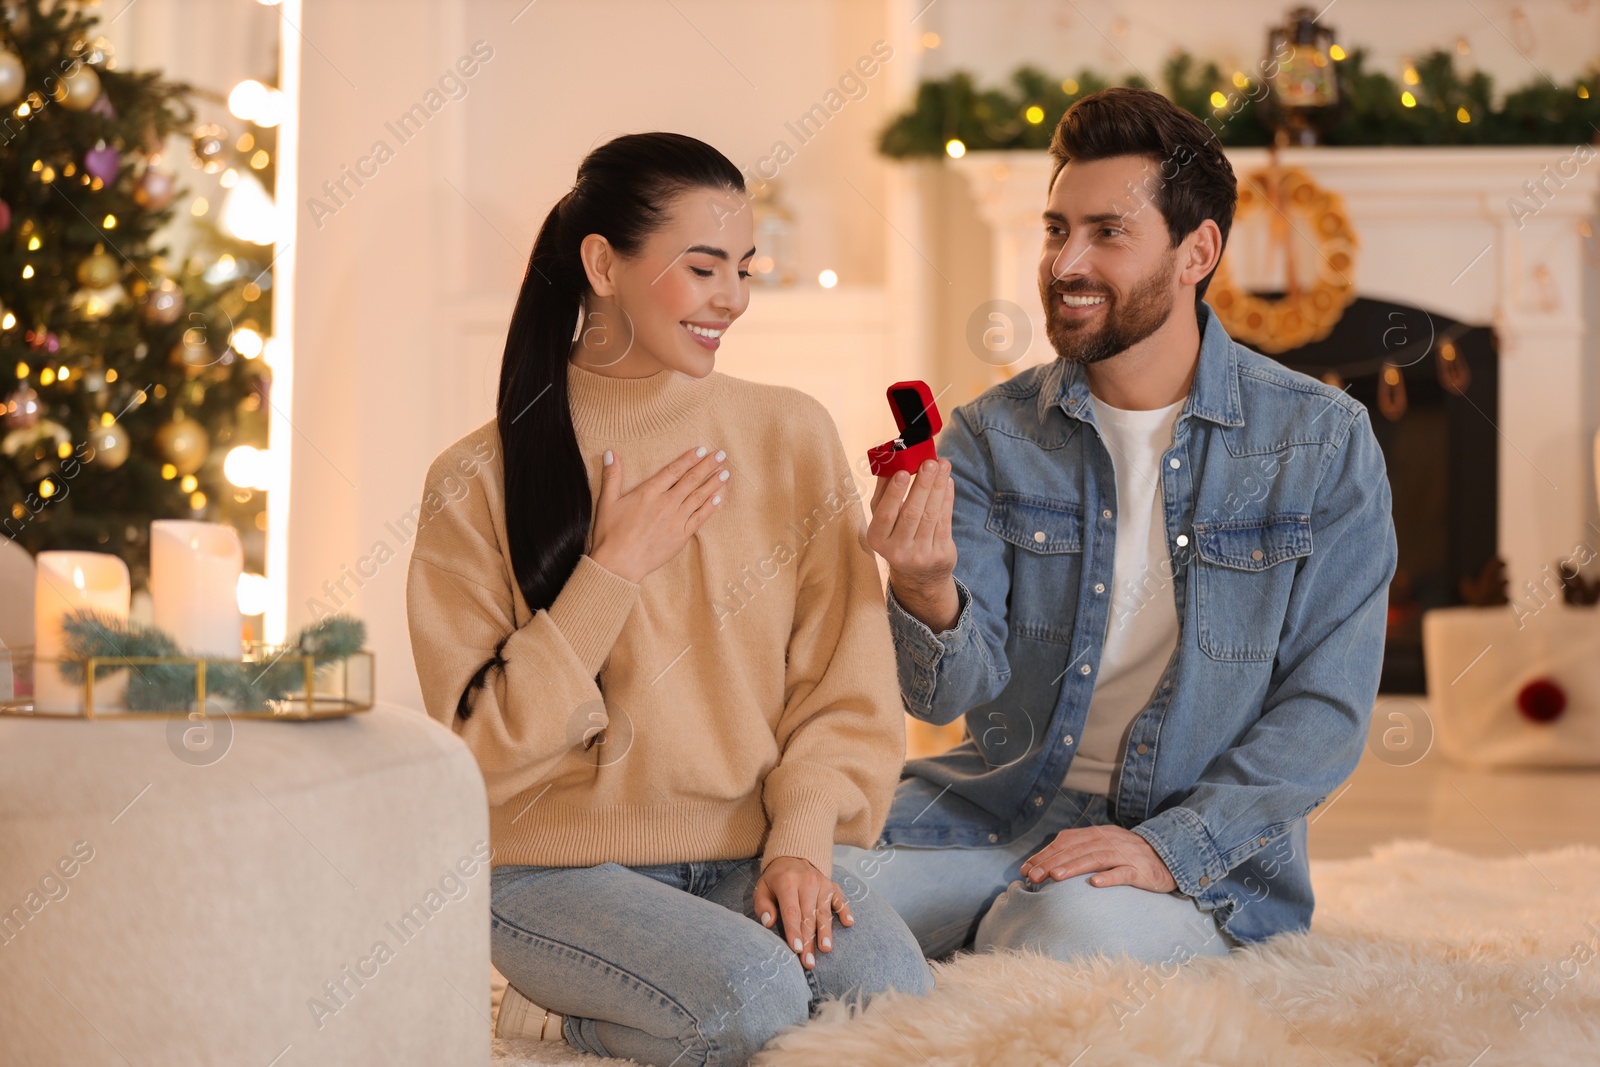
top-left (34, 551), bottom-right (131, 713)
top-left (150, 520), bottom-right (243, 659)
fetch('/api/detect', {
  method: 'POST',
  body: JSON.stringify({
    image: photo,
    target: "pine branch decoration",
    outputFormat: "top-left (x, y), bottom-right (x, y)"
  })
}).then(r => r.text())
top-left (57, 611), bottom-right (366, 712)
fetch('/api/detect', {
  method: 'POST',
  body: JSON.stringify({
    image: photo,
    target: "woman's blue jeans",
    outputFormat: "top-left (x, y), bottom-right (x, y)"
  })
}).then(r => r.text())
top-left (490, 857), bottom-right (933, 1066)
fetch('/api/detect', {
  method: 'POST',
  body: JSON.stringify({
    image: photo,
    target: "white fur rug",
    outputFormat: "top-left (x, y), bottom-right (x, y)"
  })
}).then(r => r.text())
top-left (492, 842), bottom-right (1600, 1066)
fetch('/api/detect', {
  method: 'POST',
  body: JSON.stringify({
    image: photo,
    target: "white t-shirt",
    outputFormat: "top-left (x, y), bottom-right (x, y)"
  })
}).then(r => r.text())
top-left (1062, 394), bottom-right (1185, 798)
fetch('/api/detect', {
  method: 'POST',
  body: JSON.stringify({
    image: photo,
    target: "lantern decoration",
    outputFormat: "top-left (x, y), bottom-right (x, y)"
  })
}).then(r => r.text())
top-left (1260, 6), bottom-right (1342, 147)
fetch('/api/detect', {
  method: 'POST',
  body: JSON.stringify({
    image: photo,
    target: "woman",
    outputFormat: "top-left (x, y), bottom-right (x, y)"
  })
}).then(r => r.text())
top-left (405, 132), bottom-right (931, 1065)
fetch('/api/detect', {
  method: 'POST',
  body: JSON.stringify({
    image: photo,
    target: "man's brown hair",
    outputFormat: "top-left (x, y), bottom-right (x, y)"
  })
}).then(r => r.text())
top-left (1049, 86), bottom-right (1238, 301)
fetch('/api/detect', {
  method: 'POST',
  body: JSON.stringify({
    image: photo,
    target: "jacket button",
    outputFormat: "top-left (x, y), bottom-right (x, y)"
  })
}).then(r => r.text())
top-left (988, 833), bottom-right (999, 842)
top-left (1252, 549), bottom-right (1265, 561)
top-left (1175, 534), bottom-right (1190, 547)
top-left (1169, 457), bottom-right (1181, 469)
top-left (1063, 734), bottom-right (1074, 746)
top-left (1094, 582), bottom-right (1106, 594)
top-left (1136, 743), bottom-right (1149, 755)
top-left (1033, 796), bottom-right (1044, 806)
top-left (1102, 509), bottom-right (1113, 519)
top-left (1199, 875), bottom-right (1210, 887)
top-left (1259, 836), bottom-right (1268, 846)
top-left (1034, 530), bottom-right (1047, 543)
top-left (1079, 663), bottom-right (1092, 675)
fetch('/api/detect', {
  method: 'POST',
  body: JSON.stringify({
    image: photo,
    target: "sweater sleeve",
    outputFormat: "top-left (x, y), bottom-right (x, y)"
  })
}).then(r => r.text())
top-left (405, 447), bottom-right (641, 809)
top-left (759, 403), bottom-right (907, 875)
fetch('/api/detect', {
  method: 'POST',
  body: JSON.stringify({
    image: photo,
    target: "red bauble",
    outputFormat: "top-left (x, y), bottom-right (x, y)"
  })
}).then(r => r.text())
top-left (1516, 679), bottom-right (1566, 723)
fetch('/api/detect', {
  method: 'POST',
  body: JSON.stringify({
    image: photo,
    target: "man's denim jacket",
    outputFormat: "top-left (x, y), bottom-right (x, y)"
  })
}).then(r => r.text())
top-left (881, 301), bottom-right (1398, 943)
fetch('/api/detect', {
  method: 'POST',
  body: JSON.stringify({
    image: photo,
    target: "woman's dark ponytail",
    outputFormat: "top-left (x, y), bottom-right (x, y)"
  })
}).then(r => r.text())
top-left (457, 133), bottom-right (743, 721)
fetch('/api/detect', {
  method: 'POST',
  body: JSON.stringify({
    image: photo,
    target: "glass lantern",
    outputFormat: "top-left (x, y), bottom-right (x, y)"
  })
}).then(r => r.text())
top-left (750, 180), bottom-right (797, 287)
top-left (1262, 6), bottom-right (1342, 146)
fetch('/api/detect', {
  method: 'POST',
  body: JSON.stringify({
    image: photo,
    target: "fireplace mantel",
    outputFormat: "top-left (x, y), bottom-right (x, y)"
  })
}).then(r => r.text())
top-left (948, 146), bottom-right (1600, 592)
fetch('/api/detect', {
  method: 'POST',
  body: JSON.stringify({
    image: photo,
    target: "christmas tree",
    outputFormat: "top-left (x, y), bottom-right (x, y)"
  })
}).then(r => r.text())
top-left (0, 0), bottom-right (274, 594)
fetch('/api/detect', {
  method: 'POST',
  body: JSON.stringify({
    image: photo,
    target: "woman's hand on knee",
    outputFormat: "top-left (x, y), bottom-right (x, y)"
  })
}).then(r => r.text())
top-left (753, 857), bottom-right (855, 970)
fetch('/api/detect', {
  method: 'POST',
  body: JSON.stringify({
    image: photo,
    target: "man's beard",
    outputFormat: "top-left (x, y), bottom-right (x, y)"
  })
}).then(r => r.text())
top-left (1041, 248), bottom-right (1178, 366)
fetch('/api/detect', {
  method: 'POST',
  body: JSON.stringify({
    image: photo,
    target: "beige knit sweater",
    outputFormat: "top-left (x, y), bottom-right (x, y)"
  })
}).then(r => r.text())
top-left (405, 359), bottom-right (906, 875)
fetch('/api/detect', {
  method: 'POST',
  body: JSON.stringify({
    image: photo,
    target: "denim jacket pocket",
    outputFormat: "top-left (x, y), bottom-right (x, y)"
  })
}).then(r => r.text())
top-left (985, 493), bottom-right (1082, 644)
top-left (1192, 514), bottom-right (1312, 662)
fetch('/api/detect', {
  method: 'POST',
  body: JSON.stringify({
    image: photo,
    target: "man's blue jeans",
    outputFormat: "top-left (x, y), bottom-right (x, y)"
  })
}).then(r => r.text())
top-left (835, 789), bottom-right (1232, 964)
top-left (490, 857), bottom-right (932, 1066)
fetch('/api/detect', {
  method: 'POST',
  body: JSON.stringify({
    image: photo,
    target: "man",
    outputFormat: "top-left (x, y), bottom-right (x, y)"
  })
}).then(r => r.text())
top-left (847, 87), bottom-right (1397, 965)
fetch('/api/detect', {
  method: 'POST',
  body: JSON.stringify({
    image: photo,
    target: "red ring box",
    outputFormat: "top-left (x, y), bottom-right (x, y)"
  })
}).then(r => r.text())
top-left (866, 380), bottom-right (942, 477)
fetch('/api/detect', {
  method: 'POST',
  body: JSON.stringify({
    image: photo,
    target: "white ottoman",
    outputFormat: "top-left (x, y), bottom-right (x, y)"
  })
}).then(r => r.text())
top-left (0, 702), bottom-right (491, 1066)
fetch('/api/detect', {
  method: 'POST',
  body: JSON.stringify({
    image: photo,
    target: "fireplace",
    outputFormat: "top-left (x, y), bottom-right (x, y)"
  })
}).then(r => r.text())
top-left (1264, 297), bottom-right (1499, 693)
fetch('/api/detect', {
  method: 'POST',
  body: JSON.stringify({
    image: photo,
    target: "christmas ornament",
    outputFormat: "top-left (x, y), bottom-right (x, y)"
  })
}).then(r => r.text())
top-left (81, 36), bottom-right (114, 67)
top-left (88, 92), bottom-right (114, 119)
top-left (156, 413), bottom-right (208, 475)
top-left (1, 418), bottom-right (68, 460)
top-left (134, 167), bottom-right (177, 211)
top-left (191, 124), bottom-right (229, 171)
top-left (1, 3), bottom-right (29, 34)
top-left (0, 49), bottom-right (23, 107)
top-left (76, 249), bottom-right (121, 288)
top-left (169, 332), bottom-right (214, 378)
top-left (70, 283), bottom-right (126, 320)
top-left (1516, 678), bottom-right (1567, 723)
top-left (4, 383), bottom-right (41, 430)
top-left (140, 277), bottom-right (184, 325)
top-left (88, 421), bottom-right (130, 469)
top-left (52, 64), bottom-right (102, 111)
top-left (84, 142), bottom-right (121, 184)
top-left (0, 198), bottom-right (10, 233)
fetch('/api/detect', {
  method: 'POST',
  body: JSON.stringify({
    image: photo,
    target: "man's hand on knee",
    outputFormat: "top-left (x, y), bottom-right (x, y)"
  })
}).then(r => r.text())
top-left (1018, 824), bottom-right (1177, 893)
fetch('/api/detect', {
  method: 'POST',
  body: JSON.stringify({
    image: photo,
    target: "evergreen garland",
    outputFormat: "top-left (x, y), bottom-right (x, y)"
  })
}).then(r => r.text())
top-left (57, 611), bottom-right (366, 712)
top-left (878, 47), bottom-right (1599, 157)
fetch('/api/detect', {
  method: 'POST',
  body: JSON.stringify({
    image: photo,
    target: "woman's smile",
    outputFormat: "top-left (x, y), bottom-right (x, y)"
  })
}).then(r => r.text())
top-left (682, 320), bottom-right (728, 351)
